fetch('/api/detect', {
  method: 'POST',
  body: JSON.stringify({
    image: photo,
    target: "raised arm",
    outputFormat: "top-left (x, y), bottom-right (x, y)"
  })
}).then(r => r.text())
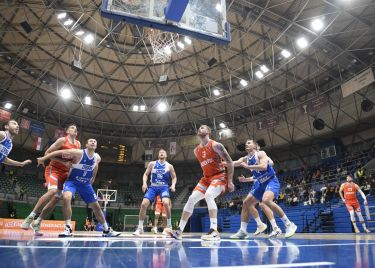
top-left (213, 142), bottom-right (234, 192)
top-left (37, 149), bottom-right (82, 167)
top-left (169, 164), bottom-right (177, 192)
top-left (240, 151), bottom-right (268, 171)
top-left (355, 184), bottom-right (368, 205)
top-left (3, 158), bottom-right (32, 167)
top-left (224, 156), bottom-right (246, 167)
top-left (142, 161), bottom-right (154, 192)
top-left (44, 137), bottom-right (66, 155)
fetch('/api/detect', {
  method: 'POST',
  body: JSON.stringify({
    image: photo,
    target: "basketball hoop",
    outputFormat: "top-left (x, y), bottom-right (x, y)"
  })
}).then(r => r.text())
top-left (146, 29), bottom-right (181, 64)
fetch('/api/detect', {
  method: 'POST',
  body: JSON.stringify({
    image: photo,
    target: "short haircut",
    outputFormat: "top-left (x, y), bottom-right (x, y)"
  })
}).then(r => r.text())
top-left (200, 125), bottom-right (211, 133)
top-left (66, 123), bottom-right (77, 131)
top-left (2, 119), bottom-right (17, 130)
top-left (246, 139), bottom-right (260, 150)
top-left (159, 148), bottom-right (167, 154)
top-left (86, 138), bottom-right (97, 144)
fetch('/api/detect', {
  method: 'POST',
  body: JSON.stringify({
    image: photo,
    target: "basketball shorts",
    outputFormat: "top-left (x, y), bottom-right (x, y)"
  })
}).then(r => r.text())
top-left (44, 165), bottom-right (68, 190)
top-left (63, 180), bottom-right (98, 204)
top-left (250, 177), bottom-right (280, 201)
top-left (345, 201), bottom-right (361, 212)
top-left (144, 186), bottom-right (170, 203)
top-left (194, 173), bottom-right (227, 194)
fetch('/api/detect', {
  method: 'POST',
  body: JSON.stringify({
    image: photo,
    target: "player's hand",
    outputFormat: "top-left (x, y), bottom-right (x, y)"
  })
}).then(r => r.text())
top-left (170, 185), bottom-right (176, 192)
top-left (240, 162), bottom-right (250, 170)
top-left (21, 159), bottom-right (32, 167)
top-left (342, 198), bottom-right (346, 203)
top-left (227, 182), bottom-right (235, 192)
top-left (364, 199), bottom-right (368, 206)
top-left (36, 158), bottom-right (45, 167)
top-left (142, 184), bottom-right (148, 192)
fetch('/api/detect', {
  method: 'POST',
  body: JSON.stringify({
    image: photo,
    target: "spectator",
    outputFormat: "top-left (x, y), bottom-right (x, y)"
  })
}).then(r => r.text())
top-left (19, 187), bottom-right (25, 201)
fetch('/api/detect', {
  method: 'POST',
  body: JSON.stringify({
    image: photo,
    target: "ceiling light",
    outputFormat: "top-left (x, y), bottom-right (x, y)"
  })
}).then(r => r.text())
top-left (164, 46), bottom-right (172, 55)
top-left (281, 49), bottom-right (291, 58)
top-left (157, 102), bottom-right (167, 112)
top-left (255, 71), bottom-right (264, 79)
top-left (177, 41), bottom-right (185, 49)
top-left (60, 87), bottom-right (72, 99)
top-left (63, 19), bottom-right (73, 26)
top-left (140, 105), bottom-right (146, 111)
top-left (84, 34), bottom-right (94, 44)
top-left (260, 65), bottom-right (269, 73)
top-left (219, 122), bottom-right (226, 129)
top-left (75, 30), bottom-right (85, 36)
top-left (133, 105), bottom-right (139, 111)
top-left (296, 37), bottom-right (308, 49)
top-left (215, 3), bottom-right (222, 12)
top-left (184, 36), bottom-right (192, 45)
top-left (213, 89), bottom-right (221, 96)
top-left (4, 103), bottom-right (12, 109)
top-left (240, 79), bottom-right (248, 86)
top-left (57, 12), bottom-right (67, 19)
top-left (311, 18), bottom-right (324, 31)
top-left (84, 96), bottom-right (91, 105)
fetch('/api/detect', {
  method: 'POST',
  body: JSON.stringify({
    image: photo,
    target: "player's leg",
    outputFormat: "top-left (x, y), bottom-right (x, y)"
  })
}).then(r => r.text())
top-left (22, 166), bottom-right (57, 230)
top-left (160, 186), bottom-right (172, 229)
top-left (201, 181), bottom-right (226, 241)
top-left (59, 182), bottom-right (76, 237)
top-left (167, 179), bottom-right (207, 239)
top-left (134, 188), bottom-right (155, 235)
top-left (346, 203), bottom-right (360, 233)
top-left (354, 204), bottom-right (370, 233)
top-left (153, 210), bottom-right (160, 234)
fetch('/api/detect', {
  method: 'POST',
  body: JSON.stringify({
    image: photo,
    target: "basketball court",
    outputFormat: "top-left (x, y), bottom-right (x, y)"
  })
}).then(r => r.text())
top-left (0, 231), bottom-right (374, 267)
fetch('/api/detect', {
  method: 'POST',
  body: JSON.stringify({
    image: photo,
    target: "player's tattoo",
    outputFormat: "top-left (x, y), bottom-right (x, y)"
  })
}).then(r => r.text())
top-left (216, 143), bottom-right (232, 162)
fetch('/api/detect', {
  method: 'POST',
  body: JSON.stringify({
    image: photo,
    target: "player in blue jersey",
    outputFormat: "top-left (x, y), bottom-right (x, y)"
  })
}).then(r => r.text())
top-left (35, 138), bottom-right (120, 237)
top-left (230, 139), bottom-right (297, 238)
top-left (133, 149), bottom-right (177, 236)
top-left (0, 119), bottom-right (32, 167)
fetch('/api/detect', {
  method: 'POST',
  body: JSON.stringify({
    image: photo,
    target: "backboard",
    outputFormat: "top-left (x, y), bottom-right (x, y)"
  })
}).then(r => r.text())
top-left (100, 0), bottom-right (231, 45)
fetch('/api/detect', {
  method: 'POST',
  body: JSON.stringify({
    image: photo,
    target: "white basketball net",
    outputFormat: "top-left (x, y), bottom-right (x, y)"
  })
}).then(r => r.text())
top-left (147, 29), bottom-right (182, 64)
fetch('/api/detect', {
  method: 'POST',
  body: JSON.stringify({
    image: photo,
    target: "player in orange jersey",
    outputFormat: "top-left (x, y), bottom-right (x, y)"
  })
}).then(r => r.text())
top-left (167, 125), bottom-right (234, 240)
top-left (22, 124), bottom-right (81, 232)
top-left (339, 175), bottom-right (370, 233)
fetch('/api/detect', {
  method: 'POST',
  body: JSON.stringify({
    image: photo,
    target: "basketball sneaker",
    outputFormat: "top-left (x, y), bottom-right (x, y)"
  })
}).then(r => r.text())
top-left (21, 216), bottom-right (34, 230)
top-left (31, 221), bottom-right (43, 236)
top-left (152, 227), bottom-right (158, 234)
top-left (103, 227), bottom-right (121, 237)
top-left (254, 223), bottom-right (268, 236)
top-left (268, 227), bottom-right (282, 238)
top-left (162, 227), bottom-right (172, 235)
top-left (132, 227), bottom-right (144, 236)
top-left (364, 228), bottom-right (371, 233)
top-left (354, 226), bottom-right (360, 233)
top-left (165, 227), bottom-right (182, 240)
top-left (201, 228), bottom-right (221, 241)
top-left (230, 229), bottom-right (250, 239)
top-left (285, 222), bottom-right (297, 238)
top-left (59, 225), bottom-right (73, 237)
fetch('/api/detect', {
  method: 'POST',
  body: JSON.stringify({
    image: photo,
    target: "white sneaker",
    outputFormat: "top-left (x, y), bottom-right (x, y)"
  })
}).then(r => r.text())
top-left (21, 216), bottom-right (34, 230)
top-left (58, 225), bottom-right (73, 237)
top-left (201, 228), bottom-right (221, 241)
top-left (254, 223), bottom-right (267, 236)
top-left (354, 226), bottom-right (360, 233)
top-left (165, 227), bottom-right (182, 240)
top-left (364, 228), bottom-right (371, 233)
top-left (230, 229), bottom-right (250, 239)
top-left (285, 222), bottom-right (297, 238)
top-left (162, 227), bottom-right (172, 235)
top-left (152, 227), bottom-right (158, 234)
top-left (269, 227), bottom-right (282, 238)
top-left (31, 221), bottom-right (43, 236)
top-left (103, 227), bottom-right (121, 237)
top-left (132, 227), bottom-right (144, 236)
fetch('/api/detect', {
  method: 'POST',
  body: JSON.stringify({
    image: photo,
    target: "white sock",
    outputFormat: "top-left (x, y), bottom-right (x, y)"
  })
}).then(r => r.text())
top-left (179, 219), bottom-right (187, 232)
top-left (362, 223), bottom-right (367, 230)
top-left (254, 217), bottom-right (263, 226)
top-left (65, 220), bottom-right (72, 227)
top-left (241, 221), bottom-right (248, 232)
top-left (29, 211), bottom-right (37, 218)
top-left (103, 222), bottom-right (109, 231)
top-left (35, 217), bottom-right (42, 224)
top-left (138, 220), bottom-right (144, 229)
top-left (270, 219), bottom-right (278, 229)
top-left (167, 218), bottom-right (172, 228)
top-left (210, 218), bottom-right (218, 230)
top-left (280, 215), bottom-right (291, 226)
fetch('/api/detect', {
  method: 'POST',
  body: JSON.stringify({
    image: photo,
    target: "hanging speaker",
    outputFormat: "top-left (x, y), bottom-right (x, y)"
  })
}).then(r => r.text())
top-left (313, 118), bottom-right (325, 130)
top-left (361, 99), bottom-right (373, 112)
top-left (256, 139), bottom-right (266, 148)
top-left (236, 144), bottom-right (246, 152)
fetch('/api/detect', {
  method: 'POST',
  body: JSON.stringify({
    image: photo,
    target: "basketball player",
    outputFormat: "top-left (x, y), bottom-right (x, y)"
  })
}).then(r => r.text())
top-left (22, 124), bottom-right (80, 230)
top-left (0, 119), bottom-right (32, 167)
top-left (34, 138), bottom-right (120, 237)
top-left (133, 149), bottom-right (177, 235)
top-left (152, 195), bottom-right (170, 234)
top-left (339, 175), bottom-right (370, 233)
top-left (230, 139), bottom-right (297, 238)
top-left (167, 125), bottom-right (234, 240)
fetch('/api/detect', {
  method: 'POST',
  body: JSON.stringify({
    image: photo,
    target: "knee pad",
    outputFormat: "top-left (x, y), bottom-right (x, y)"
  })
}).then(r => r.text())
top-left (205, 186), bottom-right (222, 211)
top-left (184, 191), bottom-right (204, 213)
top-left (349, 211), bottom-right (355, 222)
top-left (356, 211), bottom-right (364, 222)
